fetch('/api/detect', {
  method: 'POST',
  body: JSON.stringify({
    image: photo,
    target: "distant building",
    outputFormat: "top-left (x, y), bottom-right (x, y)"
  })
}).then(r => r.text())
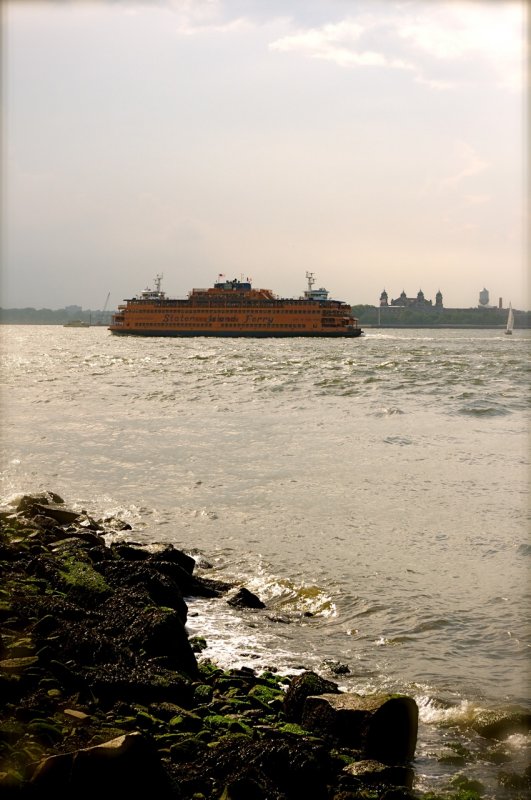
top-left (478, 288), bottom-right (490, 307)
top-left (379, 289), bottom-right (443, 309)
top-left (477, 289), bottom-right (507, 309)
top-left (65, 305), bottom-right (83, 317)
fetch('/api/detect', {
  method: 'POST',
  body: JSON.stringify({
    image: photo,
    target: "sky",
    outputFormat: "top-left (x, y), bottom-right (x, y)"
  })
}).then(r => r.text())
top-left (1, 0), bottom-right (528, 311)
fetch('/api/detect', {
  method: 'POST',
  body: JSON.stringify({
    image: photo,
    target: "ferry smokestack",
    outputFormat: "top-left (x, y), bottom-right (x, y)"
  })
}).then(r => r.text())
top-left (499, 297), bottom-right (502, 309)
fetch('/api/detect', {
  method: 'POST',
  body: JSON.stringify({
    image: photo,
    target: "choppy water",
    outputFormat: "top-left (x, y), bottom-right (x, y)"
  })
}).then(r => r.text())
top-left (1, 325), bottom-right (530, 797)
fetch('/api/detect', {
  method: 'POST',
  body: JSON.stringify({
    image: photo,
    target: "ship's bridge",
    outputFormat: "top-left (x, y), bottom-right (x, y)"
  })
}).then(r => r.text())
top-left (213, 279), bottom-right (252, 291)
top-left (303, 287), bottom-right (329, 301)
top-left (302, 271), bottom-right (329, 301)
top-left (137, 273), bottom-right (166, 302)
top-left (139, 289), bottom-right (166, 301)
top-left (192, 278), bottom-right (276, 301)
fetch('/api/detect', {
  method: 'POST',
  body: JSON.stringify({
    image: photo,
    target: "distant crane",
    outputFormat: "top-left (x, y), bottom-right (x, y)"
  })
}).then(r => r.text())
top-left (100, 292), bottom-right (111, 325)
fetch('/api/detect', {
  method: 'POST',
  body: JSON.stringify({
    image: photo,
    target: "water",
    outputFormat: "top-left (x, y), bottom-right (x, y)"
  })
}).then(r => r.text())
top-left (1, 325), bottom-right (529, 796)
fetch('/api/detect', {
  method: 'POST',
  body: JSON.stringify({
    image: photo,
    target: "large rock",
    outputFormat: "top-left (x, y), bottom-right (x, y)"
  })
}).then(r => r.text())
top-left (31, 732), bottom-right (172, 796)
top-left (283, 671), bottom-right (340, 723)
top-left (302, 692), bottom-right (418, 763)
top-left (227, 587), bottom-right (266, 609)
top-left (147, 542), bottom-right (196, 574)
top-left (22, 502), bottom-right (81, 526)
top-left (15, 492), bottom-right (64, 512)
top-left (340, 759), bottom-right (414, 790)
top-left (471, 708), bottom-right (531, 739)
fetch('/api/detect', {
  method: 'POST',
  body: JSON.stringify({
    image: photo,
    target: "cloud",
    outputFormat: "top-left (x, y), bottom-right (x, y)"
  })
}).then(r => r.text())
top-left (439, 142), bottom-right (490, 190)
top-left (413, 74), bottom-right (456, 91)
top-left (39, 0), bottom-right (526, 93)
top-left (397, 0), bottom-right (526, 92)
top-left (269, 19), bottom-right (415, 72)
top-left (267, 1), bottom-right (526, 92)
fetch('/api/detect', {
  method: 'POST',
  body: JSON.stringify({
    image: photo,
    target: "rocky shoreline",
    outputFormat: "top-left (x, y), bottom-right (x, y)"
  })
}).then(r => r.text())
top-left (0, 492), bottom-right (528, 799)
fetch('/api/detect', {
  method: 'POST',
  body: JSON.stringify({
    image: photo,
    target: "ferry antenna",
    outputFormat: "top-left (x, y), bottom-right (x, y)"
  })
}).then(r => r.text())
top-left (306, 271), bottom-right (315, 291)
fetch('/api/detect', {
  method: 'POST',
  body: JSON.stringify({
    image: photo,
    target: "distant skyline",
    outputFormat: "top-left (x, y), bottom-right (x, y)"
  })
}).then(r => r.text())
top-left (1, 0), bottom-right (529, 311)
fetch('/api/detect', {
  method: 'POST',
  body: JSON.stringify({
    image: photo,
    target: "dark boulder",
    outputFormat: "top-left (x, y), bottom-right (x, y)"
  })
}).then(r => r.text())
top-left (339, 759), bottom-right (414, 790)
top-left (227, 587), bottom-right (266, 609)
top-left (301, 693), bottom-right (418, 763)
top-left (31, 731), bottom-right (172, 798)
top-left (283, 670), bottom-right (340, 723)
top-left (147, 542), bottom-right (196, 574)
top-left (471, 708), bottom-right (531, 739)
top-left (15, 492), bottom-right (65, 513)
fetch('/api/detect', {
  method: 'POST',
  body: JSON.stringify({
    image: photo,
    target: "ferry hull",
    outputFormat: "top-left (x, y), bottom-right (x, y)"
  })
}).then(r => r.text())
top-left (109, 328), bottom-right (363, 338)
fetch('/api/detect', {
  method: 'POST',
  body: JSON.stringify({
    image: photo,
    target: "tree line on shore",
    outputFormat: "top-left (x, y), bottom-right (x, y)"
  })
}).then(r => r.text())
top-left (351, 305), bottom-right (530, 328)
top-left (0, 308), bottom-right (113, 325)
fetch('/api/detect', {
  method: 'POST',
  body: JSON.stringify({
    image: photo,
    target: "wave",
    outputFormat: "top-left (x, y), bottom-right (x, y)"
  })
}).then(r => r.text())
top-left (456, 401), bottom-right (512, 417)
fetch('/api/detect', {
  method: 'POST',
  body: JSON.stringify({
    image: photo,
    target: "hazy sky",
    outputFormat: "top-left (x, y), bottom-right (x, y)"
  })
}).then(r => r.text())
top-left (2, 0), bottom-right (528, 311)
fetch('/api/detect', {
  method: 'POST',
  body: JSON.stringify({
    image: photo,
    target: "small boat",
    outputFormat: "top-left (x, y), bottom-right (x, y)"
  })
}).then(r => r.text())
top-left (109, 272), bottom-right (363, 338)
top-left (63, 320), bottom-right (90, 328)
top-left (505, 303), bottom-right (514, 335)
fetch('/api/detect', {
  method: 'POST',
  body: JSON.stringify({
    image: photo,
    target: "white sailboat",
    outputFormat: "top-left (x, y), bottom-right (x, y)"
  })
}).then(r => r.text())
top-left (505, 303), bottom-right (514, 335)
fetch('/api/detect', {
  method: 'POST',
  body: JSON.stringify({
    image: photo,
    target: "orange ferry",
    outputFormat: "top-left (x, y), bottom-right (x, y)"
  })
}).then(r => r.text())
top-left (109, 272), bottom-right (363, 338)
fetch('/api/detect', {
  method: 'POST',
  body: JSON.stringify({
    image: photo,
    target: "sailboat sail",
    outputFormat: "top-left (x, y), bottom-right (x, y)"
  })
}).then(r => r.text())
top-left (505, 304), bottom-right (514, 335)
